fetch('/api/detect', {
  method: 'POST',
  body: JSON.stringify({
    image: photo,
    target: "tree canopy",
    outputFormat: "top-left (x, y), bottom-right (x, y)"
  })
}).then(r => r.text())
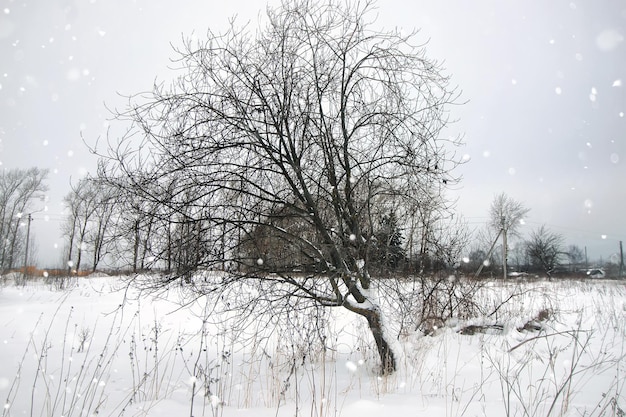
top-left (98, 0), bottom-right (462, 374)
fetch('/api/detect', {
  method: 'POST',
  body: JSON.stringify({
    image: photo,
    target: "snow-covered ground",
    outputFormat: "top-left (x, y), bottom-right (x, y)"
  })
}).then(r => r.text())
top-left (0, 274), bottom-right (624, 417)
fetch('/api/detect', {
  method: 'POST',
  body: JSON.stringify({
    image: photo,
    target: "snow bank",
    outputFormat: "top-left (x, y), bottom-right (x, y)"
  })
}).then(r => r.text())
top-left (0, 276), bottom-right (623, 417)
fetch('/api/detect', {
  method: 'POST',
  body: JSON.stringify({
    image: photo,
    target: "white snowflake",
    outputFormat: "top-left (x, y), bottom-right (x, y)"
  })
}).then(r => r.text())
top-left (345, 361), bottom-right (358, 372)
top-left (596, 28), bottom-right (624, 51)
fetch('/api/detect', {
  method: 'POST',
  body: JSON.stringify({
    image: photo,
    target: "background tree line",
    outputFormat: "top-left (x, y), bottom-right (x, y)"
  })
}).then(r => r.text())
top-left (58, 182), bottom-right (605, 279)
top-left (0, 167), bottom-right (606, 280)
top-left (0, 167), bottom-right (48, 274)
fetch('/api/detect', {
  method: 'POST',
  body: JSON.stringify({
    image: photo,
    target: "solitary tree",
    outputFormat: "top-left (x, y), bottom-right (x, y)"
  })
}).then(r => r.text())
top-left (487, 193), bottom-right (530, 277)
top-left (97, 0), bottom-right (461, 374)
top-left (488, 193), bottom-right (530, 238)
top-left (526, 225), bottom-right (564, 276)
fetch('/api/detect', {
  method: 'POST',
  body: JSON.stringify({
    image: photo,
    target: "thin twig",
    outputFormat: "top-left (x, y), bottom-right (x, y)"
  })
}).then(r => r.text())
top-left (508, 329), bottom-right (590, 353)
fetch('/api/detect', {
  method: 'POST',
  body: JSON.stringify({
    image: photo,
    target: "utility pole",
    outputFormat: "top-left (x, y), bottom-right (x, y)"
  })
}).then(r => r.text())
top-left (474, 228), bottom-right (503, 279)
top-left (619, 240), bottom-right (624, 278)
top-left (501, 215), bottom-right (507, 280)
top-left (22, 213), bottom-right (32, 280)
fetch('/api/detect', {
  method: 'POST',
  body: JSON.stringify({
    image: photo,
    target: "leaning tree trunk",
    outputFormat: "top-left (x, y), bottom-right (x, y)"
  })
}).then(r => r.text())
top-left (363, 307), bottom-right (396, 375)
top-left (344, 302), bottom-right (396, 375)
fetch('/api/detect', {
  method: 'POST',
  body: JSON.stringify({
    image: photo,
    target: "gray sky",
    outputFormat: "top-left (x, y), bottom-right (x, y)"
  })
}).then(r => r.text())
top-left (1, 0), bottom-right (624, 267)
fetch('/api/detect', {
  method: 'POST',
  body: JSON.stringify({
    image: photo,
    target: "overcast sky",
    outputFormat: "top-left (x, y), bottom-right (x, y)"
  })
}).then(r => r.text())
top-left (1, 0), bottom-right (624, 267)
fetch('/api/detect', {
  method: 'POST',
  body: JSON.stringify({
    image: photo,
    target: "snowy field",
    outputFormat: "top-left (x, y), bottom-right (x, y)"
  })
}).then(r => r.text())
top-left (0, 274), bottom-right (624, 417)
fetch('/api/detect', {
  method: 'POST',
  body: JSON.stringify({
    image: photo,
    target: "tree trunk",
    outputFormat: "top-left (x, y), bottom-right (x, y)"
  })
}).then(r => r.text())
top-left (346, 304), bottom-right (396, 375)
top-left (364, 308), bottom-right (396, 375)
top-left (132, 218), bottom-right (140, 273)
top-left (76, 241), bottom-right (83, 272)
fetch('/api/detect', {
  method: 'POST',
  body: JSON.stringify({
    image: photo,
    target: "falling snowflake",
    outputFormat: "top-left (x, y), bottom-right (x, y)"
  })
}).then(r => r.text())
top-left (596, 28), bottom-right (624, 51)
top-left (209, 395), bottom-right (221, 408)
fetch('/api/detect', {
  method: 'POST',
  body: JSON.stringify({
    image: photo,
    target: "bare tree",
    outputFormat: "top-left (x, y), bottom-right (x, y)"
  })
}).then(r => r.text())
top-left (566, 244), bottom-right (585, 272)
top-left (470, 225), bottom-right (501, 276)
top-left (85, 182), bottom-right (117, 271)
top-left (526, 225), bottom-right (564, 276)
top-left (62, 178), bottom-right (99, 272)
top-left (0, 168), bottom-right (48, 272)
top-left (488, 193), bottom-right (530, 278)
top-left (97, 0), bottom-right (461, 374)
top-left (400, 185), bottom-right (467, 274)
top-left (488, 193), bottom-right (530, 238)
top-left (508, 242), bottom-right (529, 272)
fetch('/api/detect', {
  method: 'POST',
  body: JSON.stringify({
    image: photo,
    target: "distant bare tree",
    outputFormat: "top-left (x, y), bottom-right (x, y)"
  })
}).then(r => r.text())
top-left (62, 178), bottom-right (99, 272)
top-left (488, 193), bottom-right (530, 238)
top-left (566, 244), bottom-right (585, 272)
top-left (393, 184), bottom-right (470, 274)
top-left (526, 225), bottom-right (564, 276)
top-left (487, 193), bottom-right (530, 277)
top-left (97, 0), bottom-right (461, 373)
top-left (508, 242), bottom-right (529, 272)
top-left (0, 168), bottom-right (48, 272)
top-left (85, 182), bottom-right (117, 271)
top-left (471, 225), bottom-right (501, 271)
top-left (428, 214), bottom-right (471, 271)
top-left (103, 191), bottom-right (162, 273)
